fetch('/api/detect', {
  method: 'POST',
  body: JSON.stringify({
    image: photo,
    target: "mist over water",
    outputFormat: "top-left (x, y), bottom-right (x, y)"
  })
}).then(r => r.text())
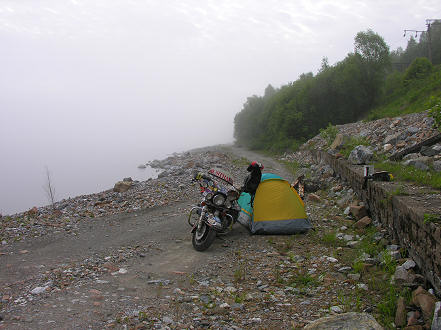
top-left (0, 137), bottom-right (226, 216)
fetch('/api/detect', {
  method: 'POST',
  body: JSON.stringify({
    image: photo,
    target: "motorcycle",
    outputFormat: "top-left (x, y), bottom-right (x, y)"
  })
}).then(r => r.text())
top-left (188, 168), bottom-right (241, 251)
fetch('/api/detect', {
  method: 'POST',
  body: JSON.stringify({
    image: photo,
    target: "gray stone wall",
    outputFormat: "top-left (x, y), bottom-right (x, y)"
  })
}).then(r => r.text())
top-left (312, 150), bottom-right (441, 294)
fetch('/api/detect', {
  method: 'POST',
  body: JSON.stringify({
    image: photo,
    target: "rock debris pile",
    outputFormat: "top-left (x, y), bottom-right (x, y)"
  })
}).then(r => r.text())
top-left (301, 111), bottom-right (441, 171)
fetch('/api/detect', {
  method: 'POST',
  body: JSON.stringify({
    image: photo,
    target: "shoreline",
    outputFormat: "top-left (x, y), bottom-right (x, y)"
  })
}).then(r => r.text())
top-left (0, 144), bottom-right (244, 245)
top-left (1, 143), bottom-right (234, 218)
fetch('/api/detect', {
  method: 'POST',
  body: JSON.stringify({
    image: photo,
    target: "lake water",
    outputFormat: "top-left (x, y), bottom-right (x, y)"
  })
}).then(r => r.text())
top-left (0, 142), bottom-right (212, 216)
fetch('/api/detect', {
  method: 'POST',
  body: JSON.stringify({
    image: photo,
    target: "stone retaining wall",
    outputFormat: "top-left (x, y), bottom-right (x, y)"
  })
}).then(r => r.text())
top-left (312, 150), bottom-right (441, 295)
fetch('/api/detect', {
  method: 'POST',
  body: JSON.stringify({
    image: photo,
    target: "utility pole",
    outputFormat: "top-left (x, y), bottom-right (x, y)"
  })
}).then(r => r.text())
top-left (425, 19), bottom-right (440, 64)
top-left (404, 19), bottom-right (440, 64)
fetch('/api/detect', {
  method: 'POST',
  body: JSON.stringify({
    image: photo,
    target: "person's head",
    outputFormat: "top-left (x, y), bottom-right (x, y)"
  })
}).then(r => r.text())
top-left (247, 161), bottom-right (264, 172)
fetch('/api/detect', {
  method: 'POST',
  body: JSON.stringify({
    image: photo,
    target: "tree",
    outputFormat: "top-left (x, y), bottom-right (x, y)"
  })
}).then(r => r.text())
top-left (355, 29), bottom-right (390, 66)
top-left (354, 29), bottom-right (391, 107)
top-left (403, 57), bottom-right (433, 86)
top-left (319, 56), bottom-right (330, 73)
top-left (44, 166), bottom-right (56, 209)
top-left (264, 84), bottom-right (276, 99)
top-left (233, 30), bottom-right (393, 153)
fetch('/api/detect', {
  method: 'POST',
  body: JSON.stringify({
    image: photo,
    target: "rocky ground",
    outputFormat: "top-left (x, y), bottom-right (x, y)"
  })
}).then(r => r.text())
top-left (1, 110), bottom-right (441, 329)
top-left (297, 110), bottom-right (441, 171)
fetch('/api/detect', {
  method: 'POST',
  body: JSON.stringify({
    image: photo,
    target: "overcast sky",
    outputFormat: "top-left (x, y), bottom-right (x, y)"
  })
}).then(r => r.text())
top-left (1, 0), bottom-right (439, 148)
top-left (0, 1), bottom-right (440, 213)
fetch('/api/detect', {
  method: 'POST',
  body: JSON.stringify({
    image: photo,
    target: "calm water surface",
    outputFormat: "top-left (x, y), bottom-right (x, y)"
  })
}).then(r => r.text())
top-left (0, 143), bottom-right (203, 215)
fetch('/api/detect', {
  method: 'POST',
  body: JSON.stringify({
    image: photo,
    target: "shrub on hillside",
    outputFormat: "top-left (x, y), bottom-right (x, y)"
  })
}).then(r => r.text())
top-left (319, 123), bottom-right (339, 147)
top-left (428, 96), bottom-right (441, 131)
top-left (383, 70), bottom-right (404, 98)
top-left (403, 57), bottom-right (433, 86)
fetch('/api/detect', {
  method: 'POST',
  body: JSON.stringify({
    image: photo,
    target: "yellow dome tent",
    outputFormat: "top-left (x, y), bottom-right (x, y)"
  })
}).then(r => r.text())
top-left (238, 173), bottom-right (311, 234)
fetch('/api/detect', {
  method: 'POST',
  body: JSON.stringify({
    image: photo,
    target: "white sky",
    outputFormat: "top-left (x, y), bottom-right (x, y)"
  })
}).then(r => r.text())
top-left (1, 0), bottom-right (440, 214)
top-left (0, 0), bottom-right (439, 150)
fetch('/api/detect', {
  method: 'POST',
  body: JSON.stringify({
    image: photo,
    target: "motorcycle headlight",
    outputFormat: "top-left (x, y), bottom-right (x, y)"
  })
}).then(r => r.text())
top-left (213, 194), bottom-right (226, 206)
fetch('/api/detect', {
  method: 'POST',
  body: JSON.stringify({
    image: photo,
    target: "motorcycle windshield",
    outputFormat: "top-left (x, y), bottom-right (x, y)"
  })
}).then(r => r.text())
top-left (208, 168), bottom-right (234, 186)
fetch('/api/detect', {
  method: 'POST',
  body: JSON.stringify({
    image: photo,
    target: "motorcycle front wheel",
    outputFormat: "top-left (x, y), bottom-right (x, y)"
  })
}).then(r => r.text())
top-left (192, 222), bottom-right (216, 251)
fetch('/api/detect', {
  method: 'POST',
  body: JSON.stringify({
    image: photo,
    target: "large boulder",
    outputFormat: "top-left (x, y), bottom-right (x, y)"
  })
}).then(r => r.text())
top-left (414, 161), bottom-right (429, 171)
top-left (421, 145), bottom-right (441, 157)
top-left (350, 205), bottom-right (368, 220)
top-left (113, 181), bottom-right (132, 193)
top-left (149, 160), bottom-right (162, 168)
top-left (433, 160), bottom-right (441, 172)
top-left (403, 157), bottom-right (431, 171)
top-left (304, 312), bottom-right (382, 329)
top-left (403, 153), bottom-right (420, 160)
top-left (348, 146), bottom-right (373, 165)
top-left (383, 144), bottom-right (393, 152)
top-left (354, 216), bottom-right (372, 229)
top-left (330, 134), bottom-right (349, 150)
top-left (394, 266), bottom-right (412, 283)
top-left (412, 286), bottom-right (436, 323)
top-left (407, 126), bottom-right (420, 134)
top-left (403, 156), bottom-right (430, 166)
top-left (384, 132), bottom-right (405, 145)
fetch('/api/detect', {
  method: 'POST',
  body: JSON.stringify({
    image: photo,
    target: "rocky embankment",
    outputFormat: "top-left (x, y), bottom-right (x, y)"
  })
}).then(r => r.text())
top-left (298, 110), bottom-right (441, 170)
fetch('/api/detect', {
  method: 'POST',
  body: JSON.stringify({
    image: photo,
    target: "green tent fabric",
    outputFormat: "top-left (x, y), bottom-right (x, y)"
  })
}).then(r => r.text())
top-left (237, 173), bottom-right (311, 234)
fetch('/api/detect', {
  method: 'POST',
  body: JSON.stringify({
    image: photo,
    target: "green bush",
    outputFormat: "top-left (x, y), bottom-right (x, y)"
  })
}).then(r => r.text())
top-left (319, 123), bottom-right (339, 147)
top-left (403, 57), bottom-right (433, 86)
top-left (424, 213), bottom-right (441, 224)
top-left (383, 70), bottom-right (404, 98)
top-left (428, 96), bottom-right (441, 131)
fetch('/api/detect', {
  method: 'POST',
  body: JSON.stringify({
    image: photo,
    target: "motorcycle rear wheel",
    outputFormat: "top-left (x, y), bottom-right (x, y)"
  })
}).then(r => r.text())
top-left (192, 222), bottom-right (216, 251)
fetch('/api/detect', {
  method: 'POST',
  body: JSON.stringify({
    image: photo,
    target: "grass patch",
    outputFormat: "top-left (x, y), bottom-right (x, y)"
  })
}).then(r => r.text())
top-left (281, 160), bottom-right (301, 176)
top-left (376, 285), bottom-right (400, 329)
top-left (272, 235), bottom-right (300, 255)
top-left (428, 96), bottom-right (441, 131)
top-left (320, 224), bottom-right (406, 329)
top-left (358, 232), bottom-right (383, 257)
top-left (379, 250), bottom-right (397, 275)
top-left (319, 123), bottom-right (339, 147)
top-left (289, 272), bottom-right (320, 288)
top-left (337, 288), bottom-right (364, 312)
top-left (375, 161), bottom-right (441, 189)
top-left (280, 160), bottom-right (311, 179)
top-left (233, 264), bottom-right (246, 282)
top-left (424, 213), bottom-right (441, 224)
top-left (321, 232), bottom-right (339, 247)
top-left (322, 233), bottom-right (336, 245)
top-left (352, 260), bottom-right (365, 274)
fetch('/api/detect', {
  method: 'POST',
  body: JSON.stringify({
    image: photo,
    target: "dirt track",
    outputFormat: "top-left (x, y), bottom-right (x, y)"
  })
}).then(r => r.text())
top-left (1, 146), bottom-right (292, 329)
